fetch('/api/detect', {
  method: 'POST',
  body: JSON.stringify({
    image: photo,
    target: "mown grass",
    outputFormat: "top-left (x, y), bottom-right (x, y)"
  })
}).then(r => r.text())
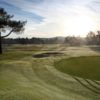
top-left (54, 56), bottom-right (100, 80)
top-left (0, 45), bottom-right (100, 100)
top-left (0, 44), bottom-right (44, 60)
top-left (0, 51), bottom-right (33, 60)
top-left (6, 44), bottom-right (44, 51)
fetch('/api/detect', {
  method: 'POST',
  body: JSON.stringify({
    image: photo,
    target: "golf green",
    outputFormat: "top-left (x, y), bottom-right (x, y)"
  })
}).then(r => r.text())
top-left (54, 56), bottom-right (100, 80)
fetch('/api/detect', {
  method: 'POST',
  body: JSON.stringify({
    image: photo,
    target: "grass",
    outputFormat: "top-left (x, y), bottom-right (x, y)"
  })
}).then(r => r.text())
top-left (0, 44), bottom-right (100, 100)
top-left (54, 56), bottom-right (100, 80)
top-left (0, 51), bottom-right (33, 60)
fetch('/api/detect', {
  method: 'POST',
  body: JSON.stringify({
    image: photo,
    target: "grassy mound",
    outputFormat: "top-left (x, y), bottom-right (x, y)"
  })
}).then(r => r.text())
top-left (54, 56), bottom-right (100, 80)
top-left (0, 45), bottom-right (100, 99)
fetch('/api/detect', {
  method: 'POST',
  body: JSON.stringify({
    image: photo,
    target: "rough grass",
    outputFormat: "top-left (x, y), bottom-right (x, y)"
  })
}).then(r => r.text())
top-left (0, 44), bottom-right (100, 100)
top-left (0, 51), bottom-right (33, 60)
top-left (54, 56), bottom-right (100, 80)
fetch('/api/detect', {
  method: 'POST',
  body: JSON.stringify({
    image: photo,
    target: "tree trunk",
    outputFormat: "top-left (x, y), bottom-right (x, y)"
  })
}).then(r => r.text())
top-left (0, 32), bottom-right (2, 54)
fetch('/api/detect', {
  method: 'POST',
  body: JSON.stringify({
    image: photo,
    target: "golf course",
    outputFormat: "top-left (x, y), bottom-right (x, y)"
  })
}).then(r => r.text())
top-left (0, 44), bottom-right (100, 100)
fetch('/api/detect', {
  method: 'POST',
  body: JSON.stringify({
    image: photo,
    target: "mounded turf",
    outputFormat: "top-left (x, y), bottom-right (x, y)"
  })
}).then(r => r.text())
top-left (54, 56), bottom-right (100, 81)
top-left (0, 45), bottom-right (100, 100)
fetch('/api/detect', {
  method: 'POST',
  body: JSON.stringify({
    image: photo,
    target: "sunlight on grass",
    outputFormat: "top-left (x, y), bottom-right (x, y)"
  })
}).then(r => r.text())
top-left (0, 45), bottom-right (100, 100)
top-left (54, 56), bottom-right (100, 80)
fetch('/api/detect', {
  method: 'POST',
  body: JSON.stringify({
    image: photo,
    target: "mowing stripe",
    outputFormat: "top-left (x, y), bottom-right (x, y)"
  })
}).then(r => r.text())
top-left (72, 76), bottom-right (100, 94)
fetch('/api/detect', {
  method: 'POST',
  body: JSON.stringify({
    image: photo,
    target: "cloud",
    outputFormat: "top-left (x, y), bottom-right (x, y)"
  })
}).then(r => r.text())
top-left (87, 0), bottom-right (100, 14)
top-left (1, 0), bottom-right (100, 37)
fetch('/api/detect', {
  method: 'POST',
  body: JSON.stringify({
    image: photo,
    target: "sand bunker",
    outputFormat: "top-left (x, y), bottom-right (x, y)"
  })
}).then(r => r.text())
top-left (33, 52), bottom-right (64, 58)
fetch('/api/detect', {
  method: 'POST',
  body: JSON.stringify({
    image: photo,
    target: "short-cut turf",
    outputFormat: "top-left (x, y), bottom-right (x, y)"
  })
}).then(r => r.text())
top-left (54, 56), bottom-right (100, 81)
top-left (0, 45), bottom-right (100, 100)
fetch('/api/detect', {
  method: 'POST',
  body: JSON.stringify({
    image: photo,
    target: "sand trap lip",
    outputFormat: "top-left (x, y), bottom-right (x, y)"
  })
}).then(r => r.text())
top-left (33, 52), bottom-right (64, 58)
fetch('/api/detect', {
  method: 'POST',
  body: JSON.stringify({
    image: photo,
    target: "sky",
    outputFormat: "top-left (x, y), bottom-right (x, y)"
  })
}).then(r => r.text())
top-left (0, 0), bottom-right (100, 38)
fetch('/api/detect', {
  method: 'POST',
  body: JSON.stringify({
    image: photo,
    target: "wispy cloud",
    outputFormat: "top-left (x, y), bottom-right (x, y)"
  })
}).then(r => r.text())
top-left (0, 0), bottom-right (100, 38)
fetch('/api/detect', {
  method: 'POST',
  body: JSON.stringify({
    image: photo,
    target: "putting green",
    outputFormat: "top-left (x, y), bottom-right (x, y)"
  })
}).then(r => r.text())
top-left (54, 56), bottom-right (100, 80)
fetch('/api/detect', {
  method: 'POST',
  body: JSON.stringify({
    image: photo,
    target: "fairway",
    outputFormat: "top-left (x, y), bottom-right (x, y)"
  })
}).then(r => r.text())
top-left (0, 45), bottom-right (100, 100)
top-left (1, 2), bottom-right (100, 100)
top-left (54, 56), bottom-right (100, 80)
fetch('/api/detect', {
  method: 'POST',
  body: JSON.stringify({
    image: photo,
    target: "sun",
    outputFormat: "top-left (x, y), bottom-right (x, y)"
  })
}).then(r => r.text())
top-left (63, 15), bottom-right (96, 36)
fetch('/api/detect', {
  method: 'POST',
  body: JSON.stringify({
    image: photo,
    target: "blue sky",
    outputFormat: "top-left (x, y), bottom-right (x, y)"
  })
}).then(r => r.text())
top-left (0, 0), bottom-right (100, 38)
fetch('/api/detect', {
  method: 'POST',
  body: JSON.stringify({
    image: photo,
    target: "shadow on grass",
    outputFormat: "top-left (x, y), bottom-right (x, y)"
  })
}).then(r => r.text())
top-left (72, 76), bottom-right (100, 94)
top-left (32, 52), bottom-right (64, 58)
top-left (89, 46), bottom-right (100, 52)
top-left (92, 80), bottom-right (100, 85)
top-left (84, 79), bottom-right (100, 91)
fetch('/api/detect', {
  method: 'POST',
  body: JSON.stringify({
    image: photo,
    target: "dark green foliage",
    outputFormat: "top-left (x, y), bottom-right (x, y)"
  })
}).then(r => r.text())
top-left (0, 8), bottom-right (26, 54)
top-left (86, 31), bottom-right (100, 45)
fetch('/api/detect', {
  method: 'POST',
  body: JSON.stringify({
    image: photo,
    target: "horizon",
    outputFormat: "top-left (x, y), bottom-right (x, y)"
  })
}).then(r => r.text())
top-left (4, 35), bottom-right (86, 39)
top-left (0, 0), bottom-right (100, 38)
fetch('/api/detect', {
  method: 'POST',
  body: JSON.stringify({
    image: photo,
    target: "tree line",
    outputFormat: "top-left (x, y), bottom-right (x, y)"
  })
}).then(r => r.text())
top-left (2, 37), bottom-right (66, 44)
top-left (2, 31), bottom-right (100, 46)
top-left (1, 7), bottom-right (100, 54)
top-left (86, 31), bottom-right (100, 45)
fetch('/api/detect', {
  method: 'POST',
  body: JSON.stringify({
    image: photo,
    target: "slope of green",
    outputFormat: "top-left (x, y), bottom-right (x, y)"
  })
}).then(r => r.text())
top-left (54, 56), bottom-right (100, 80)
top-left (0, 45), bottom-right (100, 100)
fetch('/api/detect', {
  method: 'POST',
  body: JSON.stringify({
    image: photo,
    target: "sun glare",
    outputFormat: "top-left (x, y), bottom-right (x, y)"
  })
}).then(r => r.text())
top-left (63, 16), bottom-right (96, 36)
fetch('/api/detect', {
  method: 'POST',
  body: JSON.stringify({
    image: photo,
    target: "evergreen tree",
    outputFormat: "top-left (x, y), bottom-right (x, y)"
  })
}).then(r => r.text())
top-left (0, 8), bottom-right (26, 54)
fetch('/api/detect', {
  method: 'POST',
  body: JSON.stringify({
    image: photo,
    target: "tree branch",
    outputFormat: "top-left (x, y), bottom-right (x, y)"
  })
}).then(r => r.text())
top-left (1, 29), bottom-right (13, 38)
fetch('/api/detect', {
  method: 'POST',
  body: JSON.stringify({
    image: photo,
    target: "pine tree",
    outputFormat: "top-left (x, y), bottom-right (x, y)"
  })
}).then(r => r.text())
top-left (0, 8), bottom-right (26, 54)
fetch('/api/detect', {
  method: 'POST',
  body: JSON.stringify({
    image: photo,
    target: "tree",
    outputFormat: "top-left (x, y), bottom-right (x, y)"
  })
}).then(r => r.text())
top-left (86, 31), bottom-right (96, 45)
top-left (64, 36), bottom-right (85, 46)
top-left (0, 8), bottom-right (26, 54)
